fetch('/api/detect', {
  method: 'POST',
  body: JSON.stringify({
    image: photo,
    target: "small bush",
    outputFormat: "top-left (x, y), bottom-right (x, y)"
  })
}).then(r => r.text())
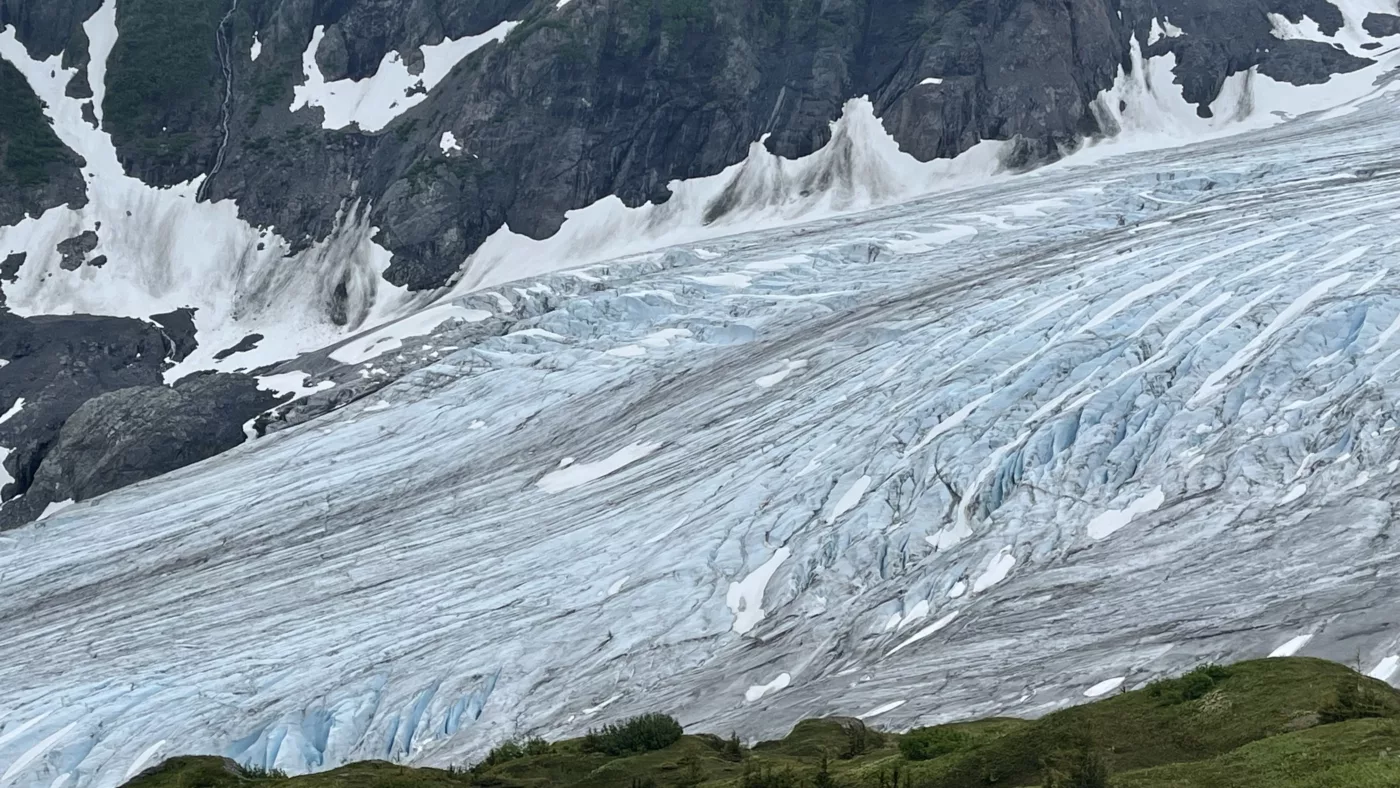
top-left (581, 713), bottom-right (684, 756)
top-left (1321, 678), bottom-right (1398, 723)
top-left (899, 726), bottom-right (969, 761)
top-left (740, 764), bottom-right (802, 788)
top-left (1042, 748), bottom-right (1108, 788)
top-left (522, 737), bottom-right (552, 756)
top-left (238, 765), bottom-right (287, 779)
top-left (812, 754), bottom-right (838, 788)
top-left (840, 719), bottom-right (882, 759)
top-left (723, 731), bottom-right (744, 760)
top-left (1147, 664), bottom-right (1233, 705)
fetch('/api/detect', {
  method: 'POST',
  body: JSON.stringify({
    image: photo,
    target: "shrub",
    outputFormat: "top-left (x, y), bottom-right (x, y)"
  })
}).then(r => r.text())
top-left (238, 765), bottom-right (287, 779)
top-left (840, 719), bottom-right (882, 759)
top-left (740, 764), bottom-right (802, 788)
top-left (724, 731), bottom-right (744, 760)
top-left (581, 713), bottom-right (684, 756)
top-left (1321, 678), bottom-right (1398, 723)
top-left (1042, 748), bottom-right (1108, 788)
top-left (899, 726), bottom-right (969, 761)
top-left (1147, 664), bottom-right (1232, 705)
top-left (812, 754), bottom-right (838, 788)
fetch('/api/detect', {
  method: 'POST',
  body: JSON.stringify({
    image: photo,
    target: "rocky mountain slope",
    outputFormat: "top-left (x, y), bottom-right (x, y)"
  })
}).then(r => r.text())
top-left (1, 0), bottom-right (1398, 525)
top-left (4, 54), bottom-right (1400, 786)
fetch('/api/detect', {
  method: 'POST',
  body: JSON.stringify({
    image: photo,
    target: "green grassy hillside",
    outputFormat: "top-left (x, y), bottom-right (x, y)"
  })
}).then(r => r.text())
top-left (123, 657), bottom-right (1400, 788)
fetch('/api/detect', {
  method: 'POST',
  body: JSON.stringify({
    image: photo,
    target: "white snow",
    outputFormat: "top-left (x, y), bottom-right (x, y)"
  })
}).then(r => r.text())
top-left (445, 98), bottom-right (1012, 294)
top-left (1, 722), bottom-right (78, 784)
top-left (856, 700), bottom-right (906, 719)
top-left (639, 328), bottom-right (692, 348)
top-left (0, 398), bottom-right (24, 425)
top-left (330, 304), bottom-right (490, 364)
top-left (256, 371), bottom-right (336, 402)
top-left (826, 475), bottom-right (872, 524)
top-left (439, 131), bottom-right (462, 154)
top-left (727, 547), bottom-right (791, 635)
top-left (888, 611), bottom-right (959, 655)
top-left (1280, 483), bottom-right (1307, 504)
top-left (895, 600), bottom-right (931, 630)
top-left (744, 672), bottom-right (791, 702)
top-left (756, 359), bottom-right (808, 388)
top-left (605, 345), bottom-right (647, 358)
top-left (1369, 655), bottom-right (1400, 682)
top-left (948, 581), bottom-right (967, 599)
top-left (1191, 274), bottom-right (1352, 405)
top-left (37, 500), bottom-right (75, 521)
top-left (124, 740), bottom-right (167, 780)
top-left (1083, 677), bottom-right (1125, 697)
top-left (1148, 18), bottom-right (1184, 45)
top-left (1268, 634), bottom-right (1313, 658)
top-left (0, 5), bottom-right (426, 380)
top-left (919, 77), bottom-right (944, 86)
top-left (291, 21), bottom-right (518, 133)
top-left (606, 576), bottom-right (629, 597)
top-left (250, 34), bottom-right (262, 62)
top-left (1085, 486), bottom-right (1165, 540)
top-left (972, 547), bottom-right (1016, 593)
top-left (536, 442), bottom-right (663, 493)
top-left (688, 273), bottom-right (752, 288)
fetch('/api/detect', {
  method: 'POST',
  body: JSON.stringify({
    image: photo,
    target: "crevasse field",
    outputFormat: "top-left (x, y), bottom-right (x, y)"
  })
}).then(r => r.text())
top-left (6, 85), bottom-right (1400, 786)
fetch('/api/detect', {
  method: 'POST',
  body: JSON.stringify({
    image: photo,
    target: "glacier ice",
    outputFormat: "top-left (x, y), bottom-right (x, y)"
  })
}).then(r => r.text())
top-left (6, 45), bottom-right (1400, 788)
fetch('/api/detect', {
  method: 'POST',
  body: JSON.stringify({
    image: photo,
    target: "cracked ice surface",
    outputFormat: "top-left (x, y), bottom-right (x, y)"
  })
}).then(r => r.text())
top-left (8, 97), bottom-right (1400, 787)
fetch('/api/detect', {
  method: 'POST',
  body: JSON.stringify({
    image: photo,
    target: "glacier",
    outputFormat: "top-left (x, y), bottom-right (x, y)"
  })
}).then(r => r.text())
top-left (5, 72), bottom-right (1400, 787)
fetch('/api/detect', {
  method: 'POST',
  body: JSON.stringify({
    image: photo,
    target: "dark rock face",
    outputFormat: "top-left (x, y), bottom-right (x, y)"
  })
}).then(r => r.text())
top-left (187, 0), bottom-right (1377, 290)
top-left (55, 229), bottom-right (99, 269)
top-left (1364, 12), bottom-right (1400, 37)
top-left (0, 372), bottom-right (284, 529)
top-left (0, 312), bottom-right (169, 507)
top-left (0, 57), bottom-right (87, 226)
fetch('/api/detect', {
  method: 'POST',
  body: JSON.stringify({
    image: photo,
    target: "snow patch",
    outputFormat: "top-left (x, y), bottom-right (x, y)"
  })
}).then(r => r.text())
top-left (330, 304), bottom-right (490, 364)
top-left (1269, 634), bottom-right (1313, 658)
top-left (888, 611), bottom-right (959, 655)
top-left (744, 672), bottom-right (791, 702)
top-left (536, 442), bottom-right (663, 493)
top-left (826, 475), bottom-right (872, 524)
top-left (1084, 677), bottom-right (1125, 697)
top-left (291, 21), bottom-right (518, 133)
top-left (37, 500), bottom-right (75, 521)
top-left (1086, 486), bottom-right (1165, 540)
top-left (972, 547), bottom-right (1016, 593)
top-left (0, 397), bottom-right (24, 425)
top-left (756, 359), bottom-right (808, 388)
top-left (856, 700), bottom-right (906, 719)
top-left (727, 547), bottom-right (791, 635)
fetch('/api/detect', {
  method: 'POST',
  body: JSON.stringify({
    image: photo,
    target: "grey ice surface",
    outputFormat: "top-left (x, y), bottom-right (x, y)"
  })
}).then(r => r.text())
top-left (6, 98), bottom-right (1400, 787)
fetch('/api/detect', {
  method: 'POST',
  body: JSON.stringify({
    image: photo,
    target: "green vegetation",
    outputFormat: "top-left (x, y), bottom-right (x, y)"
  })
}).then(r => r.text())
top-left (122, 659), bottom-right (1400, 788)
top-left (0, 59), bottom-right (73, 187)
top-left (583, 713), bottom-right (685, 756)
top-left (104, 0), bottom-right (226, 173)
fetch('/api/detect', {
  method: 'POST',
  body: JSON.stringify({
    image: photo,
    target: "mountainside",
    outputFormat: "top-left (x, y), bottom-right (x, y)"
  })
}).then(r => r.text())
top-left (5, 50), bottom-right (1400, 786)
top-left (1, 0), bottom-right (1398, 525)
